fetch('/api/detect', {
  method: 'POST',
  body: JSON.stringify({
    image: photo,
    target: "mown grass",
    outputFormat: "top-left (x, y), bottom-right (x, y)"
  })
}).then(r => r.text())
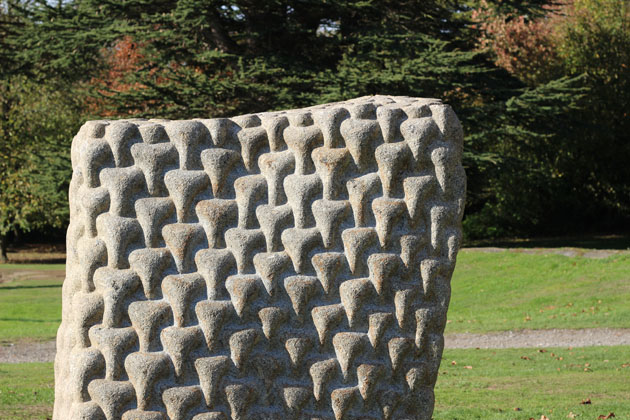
top-left (0, 277), bottom-right (63, 342)
top-left (435, 346), bottom-right (630, 419)
top-left (0, 263), bottom-right (65, 271)
top-left (1, 251), bottom-right (629, 342)
top-left (446, 251), bottom-right (630, 333)
top-left (0, 362), bottom-right (54, 420)
top-left (2, 346), bottom-right (628, 420)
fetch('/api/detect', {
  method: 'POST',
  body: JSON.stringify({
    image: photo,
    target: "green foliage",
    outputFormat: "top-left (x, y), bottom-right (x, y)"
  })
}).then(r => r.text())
top-left (315, 34), bottom-right (483, 101)
top-left (8, 0), bottom-right (476, 118)
top-left (465, 75), bottom-right (592, 238)
top-left (556, 0), bottom-right (630, 224)
top-left (0, 75), bottom-right (82, 259)
top-left (465, 0), bottom-right (630, 239)
top-left (558, 0), bottom-right (630, 79)
top-left (0, 0), bottom-right (628, 241)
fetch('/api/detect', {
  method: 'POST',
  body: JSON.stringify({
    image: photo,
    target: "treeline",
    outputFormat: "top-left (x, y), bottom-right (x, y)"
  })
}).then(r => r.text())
top-left (0, 0), bottom-right (628, 260)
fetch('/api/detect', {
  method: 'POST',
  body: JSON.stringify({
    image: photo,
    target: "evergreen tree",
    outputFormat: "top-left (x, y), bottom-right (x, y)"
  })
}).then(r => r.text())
top-left (0, 76), bottom-right (82, 261)
top-left (3, 0), bottom-right (621, 242)
top-left (0, 2), bottom-right (83, 260)
top-left (10, 0), bottom-right (479, 117)
top-left (468, 0), bottom-right (630, 238)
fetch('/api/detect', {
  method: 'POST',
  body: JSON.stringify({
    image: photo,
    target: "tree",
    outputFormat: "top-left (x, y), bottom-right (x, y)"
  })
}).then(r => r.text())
top-left (9, 1), bottom-right (482, 116)
top-left (4, 0), bottom-right (625, 242)
top-left (467, 0), bottom-right (630, 238)
top-left (0, 2), bottom-right (82, 261)
top-left (472, 0), bottom-right (565, 86)
top-left (0, 76), bottom-right (81, 261)
top-left (7, 0), bottom-right (506, 197)
top-left (557, 0), bottom-right (630, 229)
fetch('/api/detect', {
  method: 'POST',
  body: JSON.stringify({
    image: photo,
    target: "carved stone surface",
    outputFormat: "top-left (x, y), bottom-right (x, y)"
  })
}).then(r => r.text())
top-left (54, 95), bottom-right (465, 420)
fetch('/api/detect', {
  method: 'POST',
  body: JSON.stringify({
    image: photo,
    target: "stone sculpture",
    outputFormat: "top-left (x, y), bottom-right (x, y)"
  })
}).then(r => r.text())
top-left (54, 95), bottom-right (466, 420)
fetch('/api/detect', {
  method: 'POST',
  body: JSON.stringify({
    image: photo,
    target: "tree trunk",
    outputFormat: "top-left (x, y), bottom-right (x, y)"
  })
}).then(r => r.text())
top-left (0, 235), bottom-right (8, 263)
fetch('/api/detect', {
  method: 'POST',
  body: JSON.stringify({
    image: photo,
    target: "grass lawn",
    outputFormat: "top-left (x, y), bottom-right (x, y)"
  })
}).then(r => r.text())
top-left (2, 346), bottom-right (628, 420)
top-left (0, 362), bottom-right (54, 420)
top-left (0, 276), bottom-right (63, 343)
top-left (1, 251), bottom-right (630, 342)
top-left (0, 251), bottom-right (628, 419)
top-left (0, 263), bottom-right (65, 271)
top-left (446, 251), bottom-right (630, 333)
top-left (435, 346), bottom-right (630, 420)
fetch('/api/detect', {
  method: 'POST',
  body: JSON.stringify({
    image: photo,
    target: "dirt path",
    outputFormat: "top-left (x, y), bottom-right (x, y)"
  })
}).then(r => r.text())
top-left (1, 247), bottom-right (627, 363)
top-left (445, 328), bottom-right (630, 349)
top-left (0, 268), bottom-right (65, 284)
top-left (0, 340), bottom-right (57, 363)
top-left (3, 328), bottom-right (630, 363)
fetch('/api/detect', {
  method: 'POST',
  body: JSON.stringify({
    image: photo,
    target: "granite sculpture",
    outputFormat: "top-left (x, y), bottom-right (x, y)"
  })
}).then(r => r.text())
top-left (54, 95), bottom-right (466, 420)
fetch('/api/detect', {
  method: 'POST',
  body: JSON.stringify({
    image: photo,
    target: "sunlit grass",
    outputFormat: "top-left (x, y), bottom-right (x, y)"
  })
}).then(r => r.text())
top-left (1, 251), bottom-right (629, 343)
top-left (435, 346), bottom-right (630, 419)
top-left (2, 346), bottom-right (629, 420)
top-left (0, 362), bottom-right (54, 420)
top-left (446, 251), bottom-right (630, 333)
top-left (0, 263), bottom-right (65, 270)
top-left (0, 277), bottom-right (62, 342)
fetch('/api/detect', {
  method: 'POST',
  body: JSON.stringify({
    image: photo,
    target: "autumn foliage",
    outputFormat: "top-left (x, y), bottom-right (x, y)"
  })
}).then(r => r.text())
top-left (472, 0), bottom-right (567, 85)
top-left (1, 0), bottom-right (629, 250)
top-left (100, 37), bottom-right (145, 93)
top-left (87, 36), bottom-right (147, 116)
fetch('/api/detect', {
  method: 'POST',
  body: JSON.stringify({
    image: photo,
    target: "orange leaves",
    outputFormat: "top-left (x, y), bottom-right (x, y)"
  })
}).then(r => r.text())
top-left (471, 0), bottom-right (566, 85)
top-left (105, 36), bottom-right (145, 83)
top-left (578, 397), bottom-right (616, 419)
top-left (87, 35), bottom-right (172, 117)
top-left (449, 360), bottom-right (473, 369)
top-left (86, 36), bottom-right (147, 116)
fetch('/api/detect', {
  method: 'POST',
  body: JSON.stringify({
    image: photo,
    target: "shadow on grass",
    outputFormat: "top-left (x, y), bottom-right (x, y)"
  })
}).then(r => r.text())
top-left (0, 318), bottom-right (61, 323)
top-left (466, 234), bottom-right (630, 250)
top-left (0, 284), bottom-right (61, 290)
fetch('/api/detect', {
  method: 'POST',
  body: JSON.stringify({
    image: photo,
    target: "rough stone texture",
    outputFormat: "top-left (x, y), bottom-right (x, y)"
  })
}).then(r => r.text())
top-left (54, 95), bottom-right (465, 420)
